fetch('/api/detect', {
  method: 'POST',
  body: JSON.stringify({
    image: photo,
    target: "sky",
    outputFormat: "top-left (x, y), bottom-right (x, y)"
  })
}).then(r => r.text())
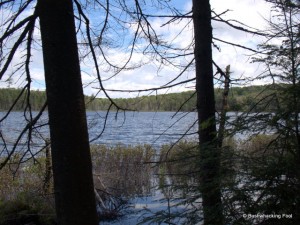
top-left (87, 0), bottom-right (273, 98)
top-left (0, 0), bottom-right (273, 98)
top-left (87, 0), bottom-right (272, 98)
top-left (210, 0), bottom-right (273, 84)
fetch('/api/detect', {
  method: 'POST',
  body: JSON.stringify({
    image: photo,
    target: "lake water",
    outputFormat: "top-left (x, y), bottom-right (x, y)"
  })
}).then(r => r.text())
top-left (87, 111), bottom-right (199, 148)
top-left (0, 111), bottom-right (199, 153)
top-left (0, 111), bottom-right (267, 224)
top-left (0, 111), bottom-right (200, 224)
top-left (0, 110), bottom-right (256, 156)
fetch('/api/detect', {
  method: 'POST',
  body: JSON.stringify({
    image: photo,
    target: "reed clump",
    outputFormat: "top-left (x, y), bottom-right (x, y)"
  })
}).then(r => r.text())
top-left (91, 144), bottom-right (156, 198)
top-left (0, 144), bottom-right (157, 223)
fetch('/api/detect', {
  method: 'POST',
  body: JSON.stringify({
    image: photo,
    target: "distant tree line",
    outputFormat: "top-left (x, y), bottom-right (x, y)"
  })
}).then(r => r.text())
top-left (0, 88), bottom-right (47, 111)
top-left (88, 84), bottom-right (290, 112)
top-left (0, 85), bottom-right (282, 112)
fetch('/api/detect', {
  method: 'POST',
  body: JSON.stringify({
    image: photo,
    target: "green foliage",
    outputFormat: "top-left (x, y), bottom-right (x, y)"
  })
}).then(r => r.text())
top-left (0, 88), bottom-right (46, 111)
top-left (0, 85), bottom-right (285, 112)
top-left (223, 135), bottom-right (299, 225)
top-left (215, 85), bottom-right (281, 112)
top-left (143, 136), bottom-right (299, 225)
top-left (159, 141), bottom-right (199, 190)
top-left (85, 90), bottom-right (197, 112)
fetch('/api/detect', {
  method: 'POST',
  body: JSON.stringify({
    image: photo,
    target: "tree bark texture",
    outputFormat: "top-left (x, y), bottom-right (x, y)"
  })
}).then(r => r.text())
top-left (218, 65), bottom-right (230, 148)
top-left (192, 0), bottom-right (224, 224)
top-left (37, 0), bottom-right (98, 224)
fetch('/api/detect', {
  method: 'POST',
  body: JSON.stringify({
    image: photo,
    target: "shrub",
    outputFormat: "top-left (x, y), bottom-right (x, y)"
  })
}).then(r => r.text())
top-left (0, 191), bottom-right (56, 225)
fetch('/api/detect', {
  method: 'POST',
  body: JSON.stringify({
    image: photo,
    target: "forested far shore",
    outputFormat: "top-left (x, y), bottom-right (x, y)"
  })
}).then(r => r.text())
top-left (0, 84), bottom-right (281, 112)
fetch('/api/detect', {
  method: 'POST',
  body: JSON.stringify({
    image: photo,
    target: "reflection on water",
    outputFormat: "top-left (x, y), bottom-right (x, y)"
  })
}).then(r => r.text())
top-left (92, 142), bottom-right (200, 224)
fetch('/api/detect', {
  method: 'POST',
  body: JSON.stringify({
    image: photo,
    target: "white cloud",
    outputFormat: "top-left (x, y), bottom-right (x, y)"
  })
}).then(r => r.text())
top-left (211, 0), bottom-right (271, 28)
top-left (210, 0), bottom-right (273, 85)
top-left (1, 0), bottom-right (274, 97)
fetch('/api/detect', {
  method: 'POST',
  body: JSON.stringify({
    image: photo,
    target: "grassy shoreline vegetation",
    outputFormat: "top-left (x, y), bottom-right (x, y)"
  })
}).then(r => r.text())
top-left (0, 85), bottom-right (280, 112)
top-left (0, 136), bottom-right (297, 224)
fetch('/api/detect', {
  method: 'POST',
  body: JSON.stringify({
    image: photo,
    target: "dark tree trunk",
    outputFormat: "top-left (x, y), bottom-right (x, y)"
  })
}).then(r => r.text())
top-left (43, 139), bottom-right (52, 194)
top-left (37, 0), bottom-right (98, 224)
top-left (218, 65), bottom-right (231, 148)
top-left (192, 0), bottom-right (224, 224)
